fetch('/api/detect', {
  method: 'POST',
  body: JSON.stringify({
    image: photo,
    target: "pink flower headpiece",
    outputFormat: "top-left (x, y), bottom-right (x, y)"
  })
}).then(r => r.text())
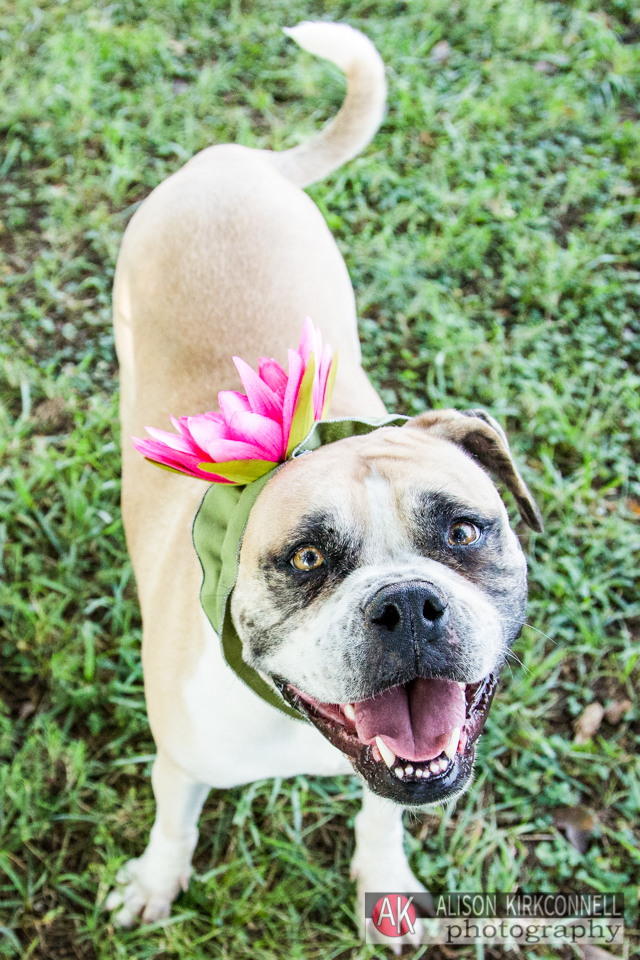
top-left (132, 318), bottom-right (337, 485)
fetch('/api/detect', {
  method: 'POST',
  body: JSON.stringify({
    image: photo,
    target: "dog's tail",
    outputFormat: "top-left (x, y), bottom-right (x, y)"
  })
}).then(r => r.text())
top-left (267, 22), bottom-right (386, 188)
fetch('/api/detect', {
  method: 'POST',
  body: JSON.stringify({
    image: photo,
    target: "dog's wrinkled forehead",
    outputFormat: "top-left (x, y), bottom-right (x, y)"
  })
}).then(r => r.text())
top-left (241, 425), bottom-right (508, 561)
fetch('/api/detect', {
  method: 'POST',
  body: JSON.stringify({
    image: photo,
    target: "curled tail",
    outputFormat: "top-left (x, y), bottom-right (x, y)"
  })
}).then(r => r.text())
top-left (267, 21), bottom-right (386, 188)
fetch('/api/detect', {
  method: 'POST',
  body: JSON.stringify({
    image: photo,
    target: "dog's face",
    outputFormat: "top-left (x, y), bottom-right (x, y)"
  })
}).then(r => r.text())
top-left (231, 410), bottom-right (542, 806)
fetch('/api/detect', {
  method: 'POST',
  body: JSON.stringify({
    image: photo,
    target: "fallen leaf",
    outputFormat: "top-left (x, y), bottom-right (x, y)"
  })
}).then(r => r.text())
top-left (167, 38), bottom-right (187, 55)
top-left (486, 195), bottom-right (516, 219)
top-left (431, 41), bottom-right (451, 63)
top-left (553, 805), bottom-right (597, 854)
top-left (604, 700), bottom-right (632, 725)
top-left (574, 702), bottom-right (604, 744)
top-left (32, 397), bottom-right (73, 435)
top-left (626, 497), bottom-right (640, 516)
top-left (582, 946), bottom-right (621, 960)
top-left (19, 702), bottom-right (35, 719)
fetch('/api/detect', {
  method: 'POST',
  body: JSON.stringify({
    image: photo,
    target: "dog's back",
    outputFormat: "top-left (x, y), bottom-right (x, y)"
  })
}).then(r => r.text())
top-left (112, 22), bottom-right (388, 748)
top-left (113, 22), bottom-right (387, 447)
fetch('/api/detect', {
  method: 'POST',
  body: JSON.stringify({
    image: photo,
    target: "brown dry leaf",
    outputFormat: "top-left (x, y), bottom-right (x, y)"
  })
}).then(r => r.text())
top-left (582, 946), bottom-right (621, 960)
top-left (32, 397), bottom-right (73, 435)
top-left (553, 805), bottom-right (597, 854)
top-left (626, 497), bottom-right (640, 516)
top-left (574, 701), bottom-right (604, 744)
top-left (438, 947), bottom-right (458, 959)
top-left (604, 700), bottom-right (632, 725)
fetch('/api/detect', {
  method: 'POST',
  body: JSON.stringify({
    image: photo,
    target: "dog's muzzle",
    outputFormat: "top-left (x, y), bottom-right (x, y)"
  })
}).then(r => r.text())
top-left (274, 579), bottom-right (501, 806)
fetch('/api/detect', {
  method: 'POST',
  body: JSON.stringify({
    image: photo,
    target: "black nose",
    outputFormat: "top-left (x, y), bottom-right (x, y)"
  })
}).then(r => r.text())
top-left (364, 580), bottom-right (449, 646)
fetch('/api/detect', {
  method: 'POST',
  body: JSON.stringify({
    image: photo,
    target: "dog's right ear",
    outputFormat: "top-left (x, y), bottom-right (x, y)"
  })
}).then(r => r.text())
top-left (407, 408), bottom-right (544, 532)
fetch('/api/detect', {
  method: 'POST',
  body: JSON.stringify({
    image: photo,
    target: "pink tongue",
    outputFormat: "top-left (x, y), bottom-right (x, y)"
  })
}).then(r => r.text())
top-left (354, 678), bottom-right (465, 762)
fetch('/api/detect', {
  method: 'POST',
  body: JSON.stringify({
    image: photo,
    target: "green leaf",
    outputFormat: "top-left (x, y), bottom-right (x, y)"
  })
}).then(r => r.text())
top-left (321, 351), bottom-right (338, 419)
top-left (197, 459), bottom-right (277, 484)
top-left (286, 352), bottom-right (316, 458)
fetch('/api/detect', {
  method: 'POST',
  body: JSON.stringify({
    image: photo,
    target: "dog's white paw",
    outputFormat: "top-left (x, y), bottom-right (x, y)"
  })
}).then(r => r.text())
top-left (361, 917), bottom-right (419, 955)
top-left (351, 851), bottom-right (429, 951)
top-left (105, 857), bottom-right (188, 927)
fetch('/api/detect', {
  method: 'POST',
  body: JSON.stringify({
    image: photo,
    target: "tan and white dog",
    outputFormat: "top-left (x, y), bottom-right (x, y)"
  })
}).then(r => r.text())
top-left (106, 22), bottom-right (542, 934)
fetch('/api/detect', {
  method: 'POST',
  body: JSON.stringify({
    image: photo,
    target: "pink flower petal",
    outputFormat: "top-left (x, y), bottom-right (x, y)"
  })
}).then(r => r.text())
top-left (145, 426), bottom-right (194, 454)
top-left (168, 415), bottom-right (224, 457)
top-left (297, 318), bottom-right (329, 419)
top-left (171, 415), bottom-right (190, 437)
top-left (186, 415), bottom-right (231, 458)
top-left (317, 342), bottom-right (333, 419)
top-left (203, 437), bottom-right (279, 462)
top-left (311, 356), bottom-right (321, 420)
top-left (132, 319), bottom-right (336, 482)
top-left (318, 342), bottom-right (332, 384)
top-left (218, 390), bottom-right (252, 421)
top-left (233, 356), bottom-right (283, 420)
top-left (297, 316), bottom-right (318, 365)
top-left (172, 413), bottom-right (227, 455)
top-left (228, 411), bottom-right (283, 460)
top-left (281, 349), bottom-right (304, 457)
top-left (258, 357), bottom-right (288, 398)
top-left (132, 436), bottom-right (229, 481)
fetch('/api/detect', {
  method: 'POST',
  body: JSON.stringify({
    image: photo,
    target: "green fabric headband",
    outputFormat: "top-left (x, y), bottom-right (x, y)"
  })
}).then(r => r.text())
top-left (192, 414), bottom-right (409, 719)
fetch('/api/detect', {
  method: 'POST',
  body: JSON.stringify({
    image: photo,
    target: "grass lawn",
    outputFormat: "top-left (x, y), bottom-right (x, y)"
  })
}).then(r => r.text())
top-left (1, 0), bottom-right (639, 957)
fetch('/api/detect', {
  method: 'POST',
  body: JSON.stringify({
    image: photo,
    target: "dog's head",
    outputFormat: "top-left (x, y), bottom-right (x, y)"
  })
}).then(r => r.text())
top-left (230, 409), bottom-right (542, 806)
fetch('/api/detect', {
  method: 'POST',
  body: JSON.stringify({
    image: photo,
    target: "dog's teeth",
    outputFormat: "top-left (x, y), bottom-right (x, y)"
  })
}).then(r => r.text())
top-left (415, 768), bottom-right (423, 778)
top-left (405, 764), bottom-right (413, 775)
top-left (394, 766), bottom-right (405, 779)
top-left (422, 767), bottom-right (430, 778)
top-left (444, 727), bottom-right (461, 760)
top-left (429, 760), bottom-right (440, 774)
top-left (439, 758), bottom-right (449, 772)
top-left (375, 736), bottom-right (396, 769)
top-left (343, 703), bottom-right (356, 722)
top-left (458, 682), bottom-right (466, 689)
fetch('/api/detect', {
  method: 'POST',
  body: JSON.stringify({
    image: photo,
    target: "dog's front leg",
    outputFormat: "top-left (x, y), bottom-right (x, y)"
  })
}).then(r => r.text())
top-left (106, 750), bottom-right (209, 926)
top-left (351, 788), bottom-right (427, 949)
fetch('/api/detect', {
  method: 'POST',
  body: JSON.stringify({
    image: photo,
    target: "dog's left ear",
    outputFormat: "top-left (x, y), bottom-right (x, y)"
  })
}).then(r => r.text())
top-left (408, 408), bottom-right (544, 532)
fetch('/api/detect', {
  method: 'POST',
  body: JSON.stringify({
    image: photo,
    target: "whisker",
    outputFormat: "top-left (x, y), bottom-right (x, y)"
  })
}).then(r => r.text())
top-left (502, 657), bottom-right (517, 680)
top-left (500, 618), bottom-right (558, 646)
top-left (505, 648), bottom-right (532, 677)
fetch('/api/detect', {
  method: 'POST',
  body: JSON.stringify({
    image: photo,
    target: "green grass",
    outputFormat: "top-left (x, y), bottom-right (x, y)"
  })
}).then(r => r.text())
top-left (1, 0), bottom-right (639, 957)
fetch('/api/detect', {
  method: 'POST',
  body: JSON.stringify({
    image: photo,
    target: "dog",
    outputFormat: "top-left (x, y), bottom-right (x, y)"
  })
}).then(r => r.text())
top-left (106, 21), bottom-right (542, 938)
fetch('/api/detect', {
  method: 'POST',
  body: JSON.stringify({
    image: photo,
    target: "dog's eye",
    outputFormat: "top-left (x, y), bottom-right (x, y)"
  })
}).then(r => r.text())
top-left (291, 546), bottom-right (325, 571)
top-left (448, 521), bottom-right (480, 546)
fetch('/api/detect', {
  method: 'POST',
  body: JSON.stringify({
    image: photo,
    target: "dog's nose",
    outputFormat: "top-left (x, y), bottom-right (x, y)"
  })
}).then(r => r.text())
top-left (365, 581), bottom-right (449, 642)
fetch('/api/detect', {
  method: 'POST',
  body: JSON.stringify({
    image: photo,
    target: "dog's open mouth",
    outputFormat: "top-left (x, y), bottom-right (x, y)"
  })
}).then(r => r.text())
top-left (275, 674), bottom-right (499, 805)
